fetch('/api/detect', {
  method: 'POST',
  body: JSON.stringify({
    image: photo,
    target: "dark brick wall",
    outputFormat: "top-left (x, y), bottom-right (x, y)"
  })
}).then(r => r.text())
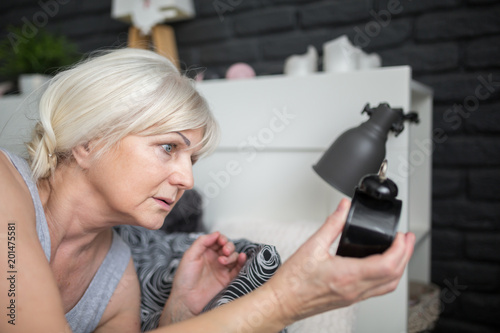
top-left (1, 0), bottom-right (500, 332)
top-left (0, 0), bottom-right (129, 56)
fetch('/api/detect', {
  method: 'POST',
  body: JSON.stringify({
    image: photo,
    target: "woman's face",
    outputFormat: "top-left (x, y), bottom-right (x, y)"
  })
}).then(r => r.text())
top-left (86, 128), bottom-right (204, 230)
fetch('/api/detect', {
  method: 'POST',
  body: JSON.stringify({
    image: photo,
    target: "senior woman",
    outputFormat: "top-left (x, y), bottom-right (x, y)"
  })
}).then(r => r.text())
top-left (0, 48), bottom-right (415, 333)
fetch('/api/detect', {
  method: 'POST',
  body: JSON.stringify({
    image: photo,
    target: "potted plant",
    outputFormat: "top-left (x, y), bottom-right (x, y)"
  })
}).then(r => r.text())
top-left (0, 25), bottom-right (80, 95)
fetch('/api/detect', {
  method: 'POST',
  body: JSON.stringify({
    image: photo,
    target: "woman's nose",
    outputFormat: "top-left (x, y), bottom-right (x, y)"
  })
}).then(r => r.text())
top-left (169, 156), bottom-right (194, 190)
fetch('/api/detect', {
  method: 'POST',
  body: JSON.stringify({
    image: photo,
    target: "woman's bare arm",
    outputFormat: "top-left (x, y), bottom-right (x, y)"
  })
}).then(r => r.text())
top-left (0, 153), bottom-right (71, 333)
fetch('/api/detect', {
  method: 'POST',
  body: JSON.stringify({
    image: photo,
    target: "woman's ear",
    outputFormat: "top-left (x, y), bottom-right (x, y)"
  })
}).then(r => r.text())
top-left (71, 142), bottom-right (92, 170)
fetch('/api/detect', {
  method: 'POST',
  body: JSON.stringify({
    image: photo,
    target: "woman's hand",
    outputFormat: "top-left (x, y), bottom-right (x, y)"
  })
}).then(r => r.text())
top-left (267, 199), bottom-right (416, 325)
top-left (160, 232), bottom-right (247, 325)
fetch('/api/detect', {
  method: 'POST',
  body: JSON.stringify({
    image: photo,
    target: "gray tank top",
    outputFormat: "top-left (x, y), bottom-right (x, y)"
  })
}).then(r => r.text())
top-left (1, 149), bottom-right (131, 333)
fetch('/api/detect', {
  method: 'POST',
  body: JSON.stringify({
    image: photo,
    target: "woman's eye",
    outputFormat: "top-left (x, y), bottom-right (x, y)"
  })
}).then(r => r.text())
top-left (162, 144), bottom-right (174, 153)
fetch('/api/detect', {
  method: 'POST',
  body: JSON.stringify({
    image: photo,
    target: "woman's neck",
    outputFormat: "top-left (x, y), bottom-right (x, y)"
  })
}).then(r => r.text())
top-left (36, 161), bottom-right (119, 258)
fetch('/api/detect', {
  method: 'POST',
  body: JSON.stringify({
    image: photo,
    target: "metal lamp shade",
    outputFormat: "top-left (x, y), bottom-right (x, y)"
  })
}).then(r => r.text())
top-left (313, 104), bottom-right (403, 197)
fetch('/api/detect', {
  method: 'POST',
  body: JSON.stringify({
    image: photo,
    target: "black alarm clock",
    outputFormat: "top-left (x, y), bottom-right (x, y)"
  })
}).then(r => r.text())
top-left (336, 160), bottom-right (402, 258)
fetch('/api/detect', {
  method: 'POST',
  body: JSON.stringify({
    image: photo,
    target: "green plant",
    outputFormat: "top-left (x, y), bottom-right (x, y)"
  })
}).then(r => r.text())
top-left (0, 25), bottom-right (80, 81)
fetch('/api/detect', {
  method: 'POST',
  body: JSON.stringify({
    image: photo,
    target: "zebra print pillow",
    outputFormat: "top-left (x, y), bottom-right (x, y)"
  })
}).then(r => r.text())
top-left (115, 225), bottom-right (287, 332)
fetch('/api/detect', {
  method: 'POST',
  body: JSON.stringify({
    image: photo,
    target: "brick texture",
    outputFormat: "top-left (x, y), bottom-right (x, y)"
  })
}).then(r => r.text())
top-left (79, 0), bottom-right (111, 13)
top-left (260, 29), bottom-right (333, 60)
top-left (431, 261), bottom-right (500, 292)
top-left (466, 0), bottom-right (500, 4)
top-left (234, 7), bottom-right (297, 36)
top-left (461, 293), bottom-right (500, 326)
top-left (377, 0), bottom-right (462, 16)
top-left (199, 39), bottom-right (259, 64)
top-left (0, 4), bottom-right (57, 27)
top-left (469, 168), bottom-right (500, 200)
top-left (432, 169), bottom-right (465, 198)
top-left (379, 42), bottom-right (459, 73)
top-left (433, 104), bottom-right (466, 135)
top-left (49, 13), bottom-right (128, 38)
top-left (77, 32), bottom-right (128, 54)
top-left (417, 72), bottom-right (500, 104)
top-left (299, 0), bottom-right (372, 28)
top-left (465, 35), bottom-right (500, 69)
top-left (416, 5), bottom-right (500, 41)
top-left (433, 136), bottom-right (500, 167)
top-left (464, 102), bottom-right (500, 133)
top-left (434, 318), bottom-right (500, 333)
top-left (431, 229), bottom-right (464, 260)
top-left (175, 18), bottom-right (232, 45)
top-left (465, 232), bottom-right (500, 262)
top-left (194, 0), bottom-right (261, 18)
top-left (432, 199), bottom-right (500, 230)
top-left (355, 17), bottom-right (413, 51)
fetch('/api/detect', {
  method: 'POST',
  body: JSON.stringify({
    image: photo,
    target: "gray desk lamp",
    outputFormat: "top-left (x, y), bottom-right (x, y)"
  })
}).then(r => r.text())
top-left (313, 103), bottom-right (419, 257)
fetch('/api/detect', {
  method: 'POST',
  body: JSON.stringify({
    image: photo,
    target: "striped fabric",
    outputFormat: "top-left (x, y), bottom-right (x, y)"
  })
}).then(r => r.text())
top-left (115, 225), bottom-right (286, 333)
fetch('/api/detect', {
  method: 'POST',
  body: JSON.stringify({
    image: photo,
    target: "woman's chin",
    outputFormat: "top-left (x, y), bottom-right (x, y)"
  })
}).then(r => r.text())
top-left (136, 214), bottom-right (167, 230)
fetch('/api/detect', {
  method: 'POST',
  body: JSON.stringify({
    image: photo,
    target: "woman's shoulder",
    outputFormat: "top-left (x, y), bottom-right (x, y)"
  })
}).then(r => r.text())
top-left (0, 149), bottom-right (32, 180)
top-left (0, 150), bottom-right (37, 229)
top-left (0, 150), bottom-right (32, 196)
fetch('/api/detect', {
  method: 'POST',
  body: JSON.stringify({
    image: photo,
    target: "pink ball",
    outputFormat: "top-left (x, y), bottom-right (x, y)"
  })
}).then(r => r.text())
top-left (225, 63), bottom-right (256, 80)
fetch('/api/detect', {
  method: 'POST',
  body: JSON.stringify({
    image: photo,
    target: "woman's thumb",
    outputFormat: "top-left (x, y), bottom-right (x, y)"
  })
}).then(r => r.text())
top-left (312, 198), bottom-right (351, 247)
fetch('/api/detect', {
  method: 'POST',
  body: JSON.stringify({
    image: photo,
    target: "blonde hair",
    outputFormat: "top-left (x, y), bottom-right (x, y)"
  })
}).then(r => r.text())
top-left (27, 48), bottom-right (219, 180)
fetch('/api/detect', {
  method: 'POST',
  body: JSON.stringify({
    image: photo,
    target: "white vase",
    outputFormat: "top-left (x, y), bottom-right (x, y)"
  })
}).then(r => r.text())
top-left (284, 45), bottom-right (318, 76)
top-left (18, 73), bottom-right (51, 95)
top-left (323, 35), bottom-right (382, 73)
top-left (323, 35), bottom-right (360, 73)
top-left (358, 52), bottom-right (382, 70)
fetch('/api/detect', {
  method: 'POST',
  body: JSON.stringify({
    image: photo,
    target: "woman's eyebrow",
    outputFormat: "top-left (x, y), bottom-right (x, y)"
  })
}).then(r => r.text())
top-left (175, 132), bottom-right (191, 146)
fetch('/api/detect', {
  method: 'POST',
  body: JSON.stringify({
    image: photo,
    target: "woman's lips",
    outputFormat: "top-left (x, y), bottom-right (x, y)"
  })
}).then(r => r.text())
top-left (153, 197), bottom-right (173, 211)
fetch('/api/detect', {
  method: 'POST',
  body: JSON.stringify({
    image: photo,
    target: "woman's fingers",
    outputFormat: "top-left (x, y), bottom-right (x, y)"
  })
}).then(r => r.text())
top-left (359, 234), bottom-right (415, 300)
top-left (221, 239), bottom-right (235, 257)
top-left (358, 232), bottom-right (411, 280)
top-left (194, 232), bottom-right (245, 269)
top-left (313, 199), bottom-right (351, 248)
top-left (219, 246), bottom-right (247, 268)
top-left (350, 232), bottom-right (415, 301)
top-left (218, 251), bottom-right (239, 265)
top-left (237, 252), bottom-right (247, 266)
top-left (209, 233), bottom-right (236, 255)
top-left (184, 232), bottom-right (220, 260)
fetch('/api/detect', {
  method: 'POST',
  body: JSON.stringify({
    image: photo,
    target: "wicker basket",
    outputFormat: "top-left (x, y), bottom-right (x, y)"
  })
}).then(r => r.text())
top-left (408, 281), bottom-right (441, 333)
